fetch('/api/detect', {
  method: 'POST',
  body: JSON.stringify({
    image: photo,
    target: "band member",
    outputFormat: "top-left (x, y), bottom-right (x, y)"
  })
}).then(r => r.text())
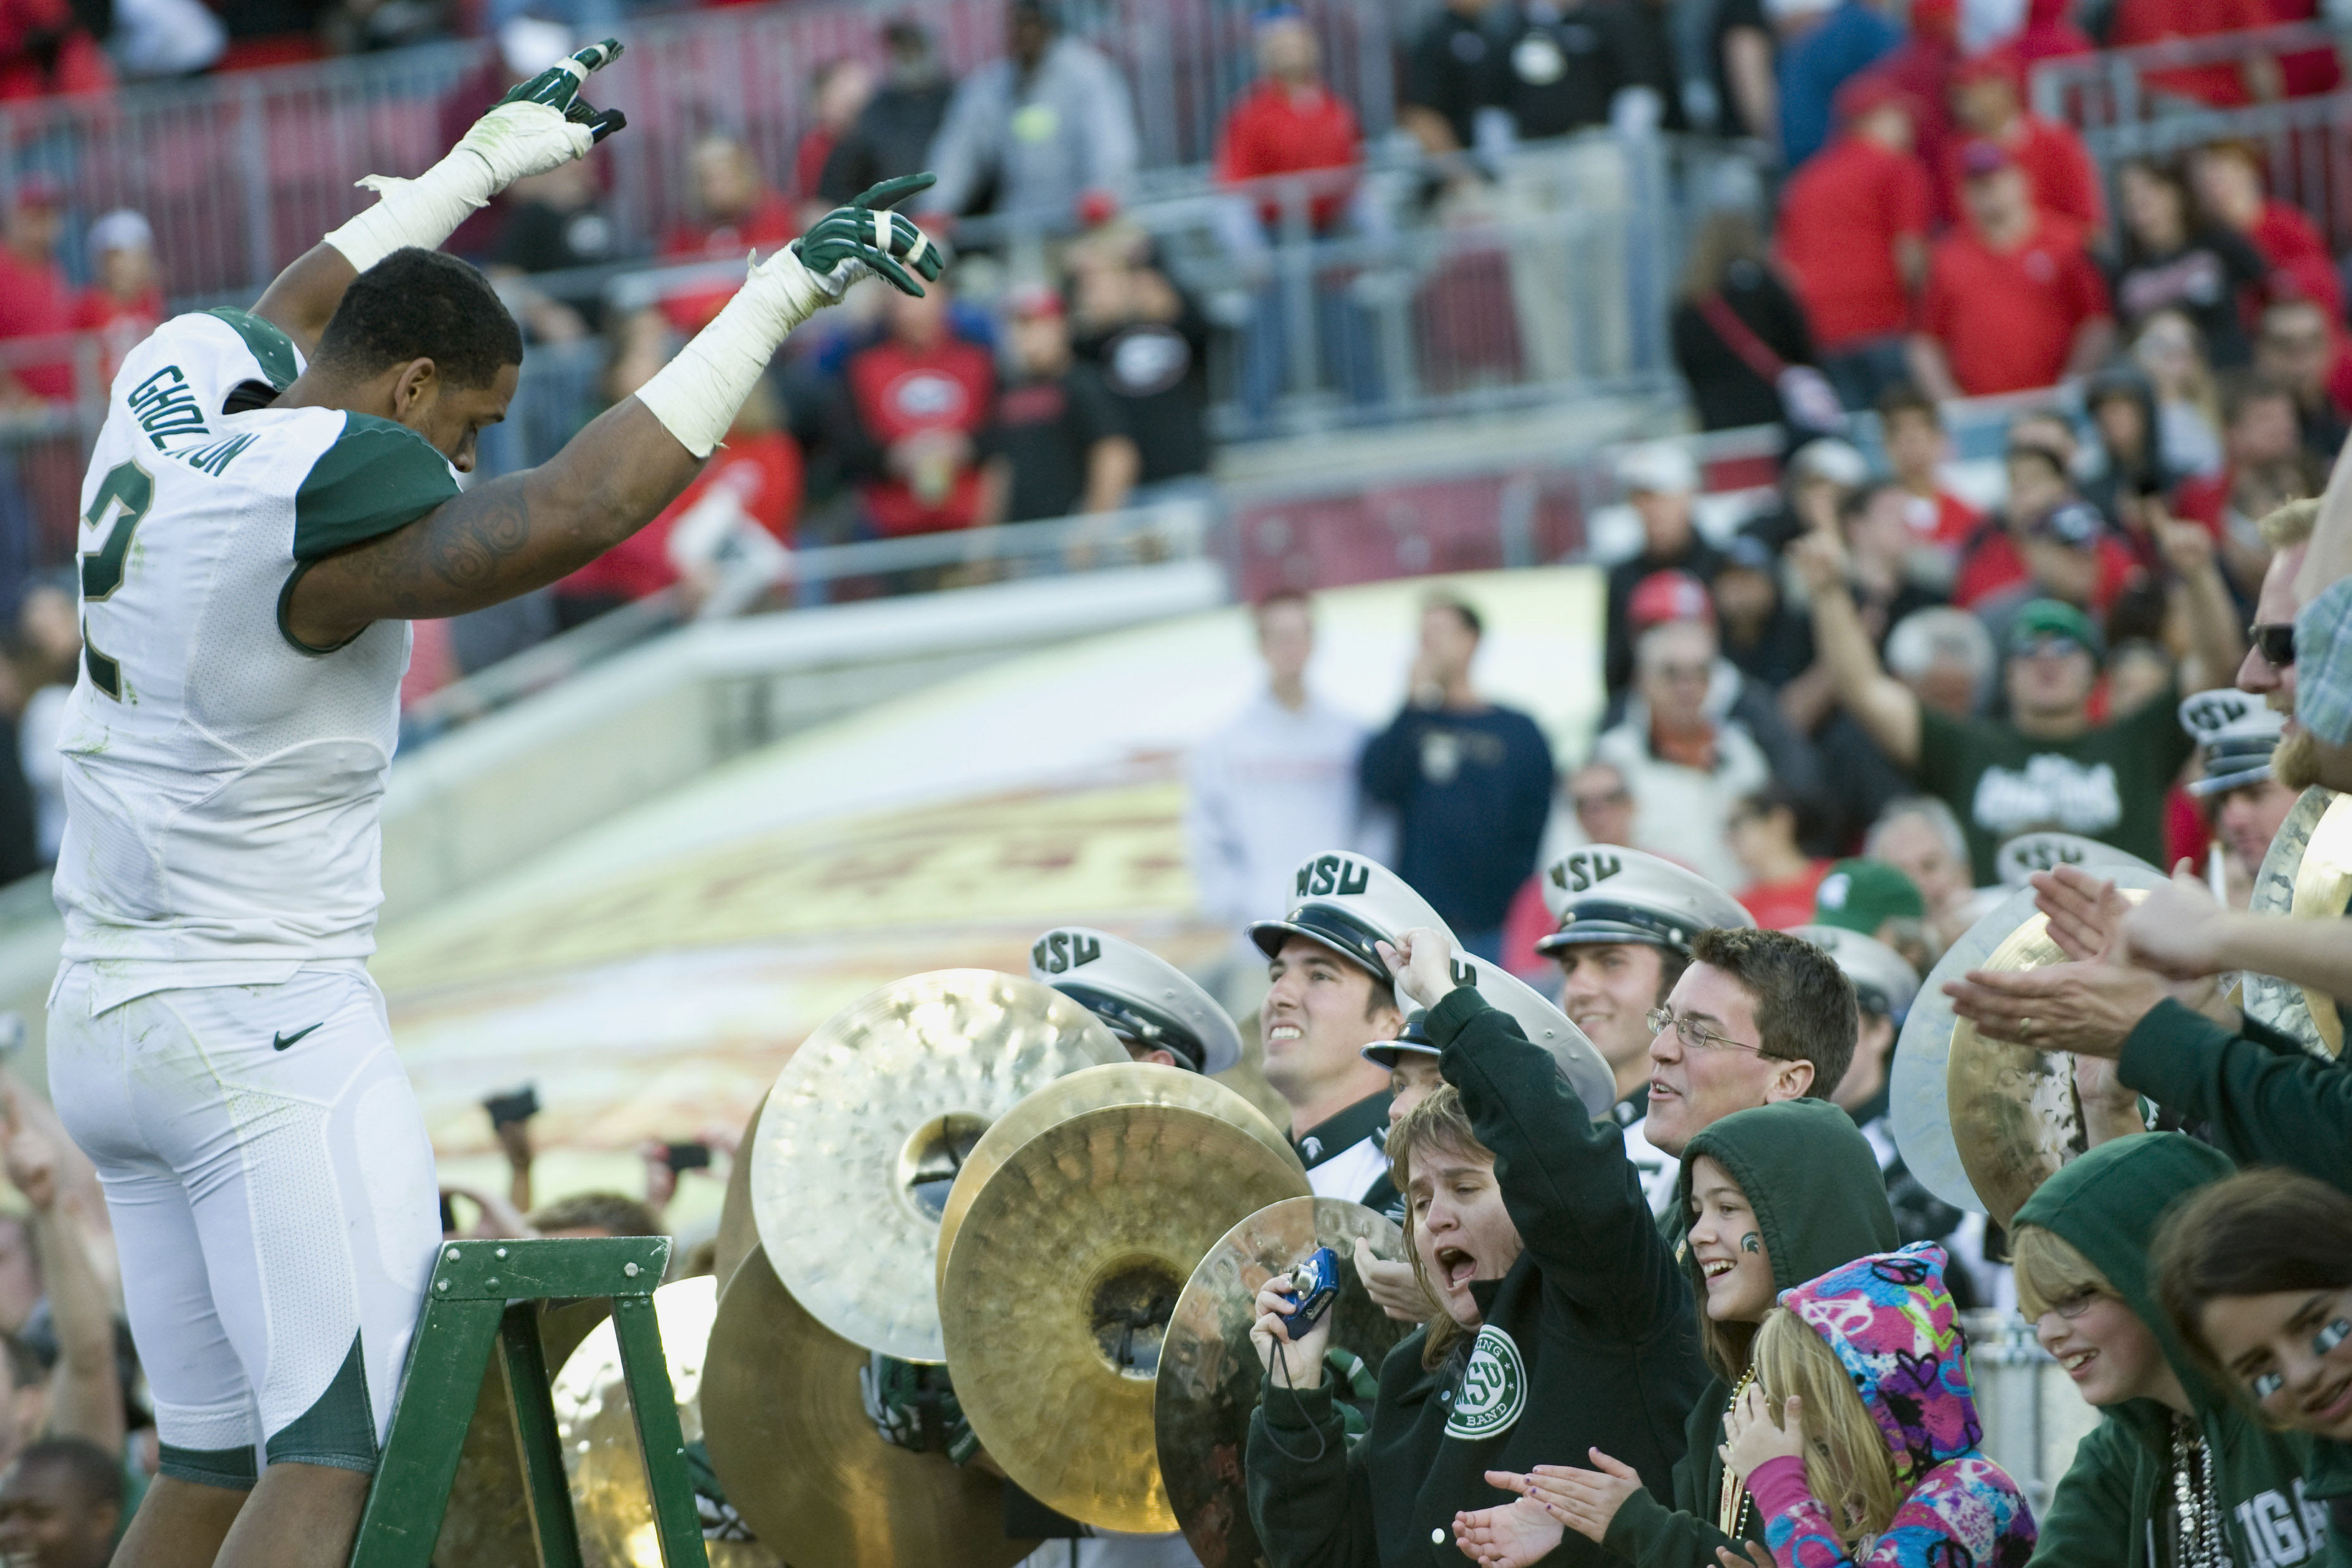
top-left (1536, 847), bottom-right (1755, 1217)
top-left (1245, 925), bottom-right (1709, 1568)
top-left (1250, 852), bottom-right (1456, 1209)
top-left (1029, 927), bottom-right (1243, 1073)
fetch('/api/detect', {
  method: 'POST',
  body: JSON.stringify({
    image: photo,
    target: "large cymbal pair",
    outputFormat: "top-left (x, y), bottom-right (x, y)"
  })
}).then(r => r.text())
top-left (937, 1066), bottom-right (1312, 1533)
top-left (1891, 861), bottom-right (2170, 1226)
top-left (2246, 787), bottom-right (2352, 1059)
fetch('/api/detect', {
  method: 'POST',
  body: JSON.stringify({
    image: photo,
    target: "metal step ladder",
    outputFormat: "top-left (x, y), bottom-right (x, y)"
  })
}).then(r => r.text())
top-left (348, 1236), bottom-right (712, 1568)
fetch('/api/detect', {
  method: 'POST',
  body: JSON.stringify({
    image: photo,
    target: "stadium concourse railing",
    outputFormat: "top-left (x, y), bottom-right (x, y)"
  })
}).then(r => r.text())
top-left (2029, 19), bottom-right (2348, 132)
top-left (0, 0), bottom-right (1399, 305)
top-left (2075, 75), bottom-right (2352, 254)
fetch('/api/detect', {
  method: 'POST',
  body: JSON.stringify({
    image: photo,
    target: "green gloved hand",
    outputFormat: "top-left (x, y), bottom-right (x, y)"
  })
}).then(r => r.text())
top-left (497, 37), bottom-right (628, 145)
top-left (791, 173), bottom-right (945, 299)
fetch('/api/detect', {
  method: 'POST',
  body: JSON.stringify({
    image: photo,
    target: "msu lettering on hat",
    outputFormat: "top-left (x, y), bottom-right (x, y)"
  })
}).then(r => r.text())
top-left (1535, 845), bottom-right (1753, 958)
top-left (2179, 690), bottom-right (2286, 798)
top-left (1788, 923), bottom-right (1920, 1019)
top-left (1361, 950), bottom-right (1616, 1116)
top-left (1991, 831), bottom-right (2158, 889)
top-left (1029, 927), bottom-right (1242, 1075)
top-left (1249, 851), bottom-right (1458, 979)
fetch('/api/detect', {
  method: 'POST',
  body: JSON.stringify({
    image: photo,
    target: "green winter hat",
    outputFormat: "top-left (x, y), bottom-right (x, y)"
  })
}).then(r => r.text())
top-left (1812, 859), bottom-right (1926, 935)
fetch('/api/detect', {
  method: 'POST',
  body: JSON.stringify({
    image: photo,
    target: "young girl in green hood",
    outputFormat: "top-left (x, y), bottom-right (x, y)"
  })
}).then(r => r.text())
top-left (1459, 1097), bottom-right (1898, 1568)
top-left (2153, 1168), bottom-right (2352, 1562)
top-left (2010, 1135), bottom-right (2329, 1568)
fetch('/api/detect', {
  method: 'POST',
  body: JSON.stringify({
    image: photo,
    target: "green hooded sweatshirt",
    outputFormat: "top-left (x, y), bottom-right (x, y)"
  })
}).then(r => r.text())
top-left (1601, 1097), bottom-right (1899, 1568)
top-left (2015, 1135), bottom-right (2337, 1568)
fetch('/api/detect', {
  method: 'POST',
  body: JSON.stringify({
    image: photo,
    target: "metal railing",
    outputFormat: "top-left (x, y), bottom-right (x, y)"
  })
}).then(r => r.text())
top-left (397, 492), bottom-right (1218, 739)
top-left (2029, 20), bottom-right (2346, 130)
top-left (2079, 84), bottom-right (2352, 253)
top-left (0, 0), bottom-right (1401, 302)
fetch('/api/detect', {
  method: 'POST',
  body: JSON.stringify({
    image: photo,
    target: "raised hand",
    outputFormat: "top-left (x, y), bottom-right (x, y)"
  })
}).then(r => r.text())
top-left (1248, 1267), bottom-right (1332, 1385)
top-left (1375, 927), bottom-right (1459, 1012)
top-left (793, 174), bottom-right (947, 299)
top-left (1719, 1385), bottom-right (1804, 1486)
top-left (440, 39), bottom-right (628, 198)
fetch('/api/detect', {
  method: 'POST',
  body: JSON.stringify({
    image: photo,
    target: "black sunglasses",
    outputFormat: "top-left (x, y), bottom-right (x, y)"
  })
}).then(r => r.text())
top-left (2249, 622), bottom-right (2296, 668)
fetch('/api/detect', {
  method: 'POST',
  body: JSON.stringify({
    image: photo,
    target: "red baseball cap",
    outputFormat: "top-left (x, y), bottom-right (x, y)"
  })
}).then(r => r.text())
top-left (1954, 47), bottom-right (2025, 89)
top-left (1835, 73), bottom-right (1919, 125)
top-left (1004, 281), bottom-right (1065, 320)
top-left (1628, 571), bottom-right (1715, 632)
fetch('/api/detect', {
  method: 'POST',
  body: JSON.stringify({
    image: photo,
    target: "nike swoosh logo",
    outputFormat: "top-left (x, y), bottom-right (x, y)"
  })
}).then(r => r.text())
top-left (272, 1023), bottom-right (323, 1052)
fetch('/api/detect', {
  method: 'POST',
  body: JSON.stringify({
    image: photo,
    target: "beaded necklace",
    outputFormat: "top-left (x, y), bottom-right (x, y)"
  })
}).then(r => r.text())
top-left (1718, 1366), bottom-right (1758, 1539)
top-left (2169, 1413), bottom-right (2229, 1567)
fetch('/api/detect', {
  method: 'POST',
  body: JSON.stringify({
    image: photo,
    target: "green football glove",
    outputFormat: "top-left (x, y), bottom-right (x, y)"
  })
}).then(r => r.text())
top-left (791, 173), bottom-right (944, 299)
top-left (497, 37), bottom-right (628, 145)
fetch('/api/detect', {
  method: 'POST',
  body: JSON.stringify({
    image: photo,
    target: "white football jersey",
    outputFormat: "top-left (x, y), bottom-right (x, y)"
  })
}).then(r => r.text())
top-left (52, 309), bottom-right (459, 1013)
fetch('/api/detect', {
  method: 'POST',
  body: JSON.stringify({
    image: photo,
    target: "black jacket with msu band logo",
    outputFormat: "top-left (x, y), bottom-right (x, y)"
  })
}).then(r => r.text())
top-left (1246, 984), bottom-right (1709, 1565)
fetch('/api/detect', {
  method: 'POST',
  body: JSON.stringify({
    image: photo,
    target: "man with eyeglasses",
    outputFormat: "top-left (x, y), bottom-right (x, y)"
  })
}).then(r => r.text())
top-left (1642, 926), bottom-right (1857, 1247)
top-left (1796, 524), bottom-right (2243, 886)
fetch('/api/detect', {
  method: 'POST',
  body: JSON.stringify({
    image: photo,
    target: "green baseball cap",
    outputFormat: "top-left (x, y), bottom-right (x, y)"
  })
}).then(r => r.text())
top-left (1812, 858), bottom-right (1926, 934)
top-left (2007, 599), bottom-right (2102, 662)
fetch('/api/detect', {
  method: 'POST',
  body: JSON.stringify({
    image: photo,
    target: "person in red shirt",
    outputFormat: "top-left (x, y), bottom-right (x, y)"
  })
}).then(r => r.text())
top-left (71, 209), bottom-right (164, 383)
top-left (791, 58), bottom-right (876, 228)
top-left (1728, 784), bottom-right (1831, 924)
top-left (0, 0), bottom-right (112, 100)
top-left (1876, 383), bottom-right (1981, 554)
top-left (1774, 75), bottom-right (1932, 411)
top-left (1943, 49), bottom-right (2103, 234)
top-left (0, 176), bottom-right (73, 404)
top-left (2170, 371), bottom-right (2317, 592)
top-left (2188, 138), bottom-right (2344, 321)
top-left (659, 134), bottom-right (801, 332)
top-left (2012, 0), bottom-right (2095, 68)
top-left (1952, 441), bottom-right (2136, 612)
top-left (1864, 0), bottom-right (1960, 214)
top-left (1213, 8), bottom-right (1361, 234)
top-left (1910, 140), bottom-right (2114, 399)
top-left (834, 276), bottom-right (997, 538)
top-left (2108, 0), bottom-right (2279, 108)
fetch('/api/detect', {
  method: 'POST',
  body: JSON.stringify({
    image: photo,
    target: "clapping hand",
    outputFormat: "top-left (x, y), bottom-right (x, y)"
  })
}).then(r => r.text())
top-left (1452, 1497), bottom-right (1563, 1567)
top-left (1487, 1450), bottom-right (1645, 1543)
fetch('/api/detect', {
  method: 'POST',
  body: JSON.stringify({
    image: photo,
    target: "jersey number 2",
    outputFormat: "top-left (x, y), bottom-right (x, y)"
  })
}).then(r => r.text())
top-left (79, 460), bottom-right (152, 701)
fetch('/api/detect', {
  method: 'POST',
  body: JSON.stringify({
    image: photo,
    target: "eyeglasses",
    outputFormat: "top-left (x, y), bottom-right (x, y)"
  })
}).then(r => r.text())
top-left (1647, 1006), bottom-right (1766, 1055)
top-left (2048, 1288), bottom-right (2103, 1320)
top-left (2248, 622), bottom-right (2296, 669)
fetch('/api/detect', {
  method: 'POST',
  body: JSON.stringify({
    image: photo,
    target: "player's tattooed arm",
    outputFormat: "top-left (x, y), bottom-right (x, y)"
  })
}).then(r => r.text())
top-left (284, 397), bottom-right (700, 644)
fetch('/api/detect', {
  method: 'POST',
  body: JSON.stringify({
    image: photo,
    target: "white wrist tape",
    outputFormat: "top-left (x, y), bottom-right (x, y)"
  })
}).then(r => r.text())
top-left (323, 154), bottom-right (496, 273)
top-left (635, 246), bottom-right (846, 459)
top-left (325, 101), bottom-right (594, 274)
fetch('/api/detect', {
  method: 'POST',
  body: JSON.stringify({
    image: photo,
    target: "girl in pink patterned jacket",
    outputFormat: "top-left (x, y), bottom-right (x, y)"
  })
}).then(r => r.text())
top-left (1714, 1242), bottom-right (2037, 1568)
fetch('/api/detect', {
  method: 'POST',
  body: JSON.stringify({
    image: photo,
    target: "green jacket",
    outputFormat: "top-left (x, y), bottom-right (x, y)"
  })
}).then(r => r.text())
top-left (2118, 999), bottom-right (2352, 1194)
top-left (1246, 985), bottom-right (1709, 1567)
top-left (2017, 1136), bottom-right (2337, 1567)
top-left (1600, 1099), bottom-right (1900, 1568)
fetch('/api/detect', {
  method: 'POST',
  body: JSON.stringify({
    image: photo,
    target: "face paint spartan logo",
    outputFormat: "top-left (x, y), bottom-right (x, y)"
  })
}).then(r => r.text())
top-left (1444, 1324), bottom-right (1528, 1440)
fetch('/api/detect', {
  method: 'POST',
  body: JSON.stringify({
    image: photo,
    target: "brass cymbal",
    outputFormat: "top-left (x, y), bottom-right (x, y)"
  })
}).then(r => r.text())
top-left (2247, 787), bottom-right (2351, 1059)
top-left (1945, 878), bottom-right (2166, 1228)
top-left (939, 1102), bottom-right (1312, 1533)
top-left (1893, 865), bottom-right (2170, 1220)
top-left (752, 970), bottom-right (1122, 1362)
top-left (550, 1275), bottom-right (777, 1568)
top-left (702, 1245), bottom-right (1031, 1568)
top-left (712, 1092), bottom-right (766, 1293)
top-left (933, 1063), bottom-right (1303, 1297)
top-left (1155, 1197), bottom-right (1410, 1568)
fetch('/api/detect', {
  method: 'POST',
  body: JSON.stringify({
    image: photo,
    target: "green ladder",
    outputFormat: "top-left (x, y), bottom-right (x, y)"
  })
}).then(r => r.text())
top-left (348, 1236), bottom-right (712, 1568)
